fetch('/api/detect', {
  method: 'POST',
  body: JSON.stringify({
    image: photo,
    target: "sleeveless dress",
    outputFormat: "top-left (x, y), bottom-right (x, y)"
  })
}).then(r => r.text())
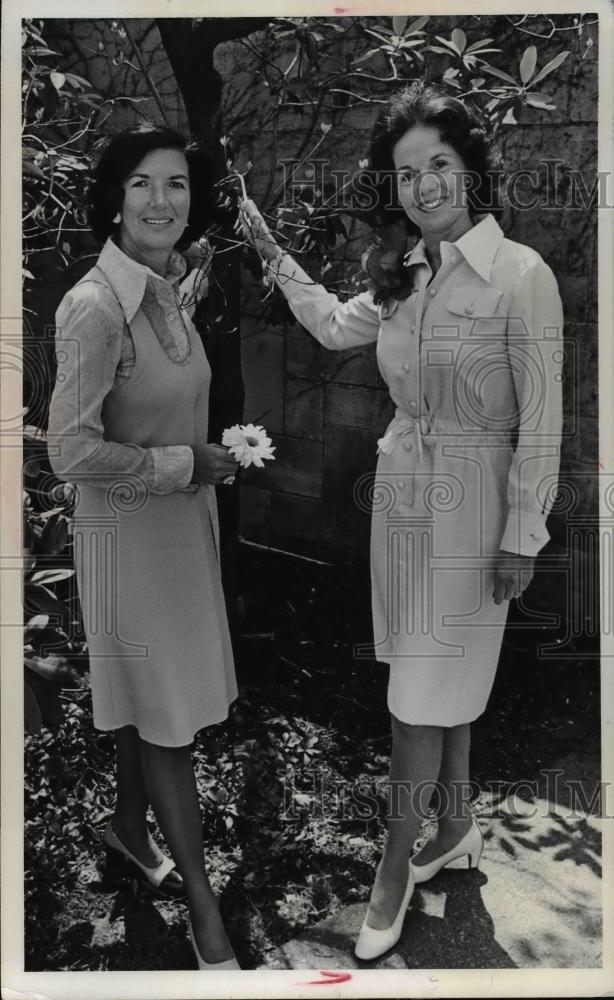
top-left (48, 240), bottom-right (237, 747)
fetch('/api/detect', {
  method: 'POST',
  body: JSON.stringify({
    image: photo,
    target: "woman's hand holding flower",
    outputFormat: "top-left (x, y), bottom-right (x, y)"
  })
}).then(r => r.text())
top-left (492, 550), bottom-right (536, 605)
top-left (191, 443), bottom-right (239, 486)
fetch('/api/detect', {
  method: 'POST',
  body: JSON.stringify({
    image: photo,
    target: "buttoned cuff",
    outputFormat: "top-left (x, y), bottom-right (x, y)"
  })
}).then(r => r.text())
top-left (499, 508), bottom-right (550, 557)
top-left (150, 445), bottom-right (194, 494)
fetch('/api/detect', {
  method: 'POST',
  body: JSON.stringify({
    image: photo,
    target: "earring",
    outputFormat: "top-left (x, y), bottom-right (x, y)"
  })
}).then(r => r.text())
top-left (113, 212), bottom-right (121, 224)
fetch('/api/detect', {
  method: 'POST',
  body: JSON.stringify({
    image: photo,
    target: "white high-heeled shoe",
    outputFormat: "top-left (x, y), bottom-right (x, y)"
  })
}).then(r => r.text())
top-left (412, 814), bottom-right (483, 884)
top-left (103, 820), bottom-right (184, 897)
top-left (188, 918), bottom-right (241, 971)
top-left (354, 860), bottom-right (415, 961)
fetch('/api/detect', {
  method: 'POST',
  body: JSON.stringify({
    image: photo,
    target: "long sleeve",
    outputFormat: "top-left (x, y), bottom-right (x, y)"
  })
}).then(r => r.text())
top-left (269, 252), bottom-right (380, 350)
top-left (498, 262), bottom-right (564, 557)
top-left (47, 281), bottom-right (194, 493)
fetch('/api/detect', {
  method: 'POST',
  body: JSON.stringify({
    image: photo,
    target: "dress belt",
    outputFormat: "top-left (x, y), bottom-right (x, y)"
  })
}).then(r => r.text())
top-left (376, 409), bottom-right (436, 508)
top-left (377, 409), bottom-right (434, 463)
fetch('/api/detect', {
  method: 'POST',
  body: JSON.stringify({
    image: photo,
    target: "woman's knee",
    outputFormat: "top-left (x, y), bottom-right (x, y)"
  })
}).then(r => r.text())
top-left (391, 714), bottom-right (442, 744)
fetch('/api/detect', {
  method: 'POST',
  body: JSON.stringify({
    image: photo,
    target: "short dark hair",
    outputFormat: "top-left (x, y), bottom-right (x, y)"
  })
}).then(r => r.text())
top-left (368, 81), bottom-right (503, 234)
top-left (87, 123), bottom-right (231, 247)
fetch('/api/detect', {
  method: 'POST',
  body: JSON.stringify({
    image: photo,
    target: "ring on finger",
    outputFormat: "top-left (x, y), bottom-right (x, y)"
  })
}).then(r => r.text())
top-left (222, 474), bottom-right (236, 486)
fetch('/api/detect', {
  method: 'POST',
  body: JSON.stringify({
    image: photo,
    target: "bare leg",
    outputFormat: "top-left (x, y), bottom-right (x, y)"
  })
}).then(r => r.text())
top-left (366, 716), bottom-right (444, 929)
top-left (411, 722), bottom-right (473, 865)
top-left (111, 725), bottom-right (158, 866)
top-left (139, 740), bottom-right (232, 964)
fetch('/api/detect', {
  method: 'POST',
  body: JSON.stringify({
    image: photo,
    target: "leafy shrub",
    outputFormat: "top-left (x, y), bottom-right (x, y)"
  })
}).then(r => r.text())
top-left (23, 426), bottom-right (88, 735)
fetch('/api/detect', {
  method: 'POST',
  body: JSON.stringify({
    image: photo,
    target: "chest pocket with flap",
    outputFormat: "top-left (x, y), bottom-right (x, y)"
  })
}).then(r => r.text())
top-left (446, 284), bottom-right (503, 319)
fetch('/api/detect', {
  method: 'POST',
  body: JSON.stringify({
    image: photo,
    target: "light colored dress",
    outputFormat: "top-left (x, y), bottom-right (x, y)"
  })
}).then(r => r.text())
top-left (270, 214), bottom-right (563, 726)
top-left (48, 238), bottom-right (237, 747)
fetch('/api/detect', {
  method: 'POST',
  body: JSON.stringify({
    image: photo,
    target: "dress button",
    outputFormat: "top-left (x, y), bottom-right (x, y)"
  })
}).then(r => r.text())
top-left (402, 363), bottom-right (411, 373)
top-left (465, 302), bottom-right (475, 315)
top-left (428, 287), bottom-right (437, 297)
top-left (409, 401), bottom-right (417, 409)
top-left (168, 312), bottom-right (176, 321)
top-left (403, 441), bottom-right (413, 452)
top-left (409, 325), bottom-right (415, 334)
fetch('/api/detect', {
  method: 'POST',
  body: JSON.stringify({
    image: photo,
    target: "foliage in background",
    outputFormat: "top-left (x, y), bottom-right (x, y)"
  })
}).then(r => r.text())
top-left (22, 19), bottom-right (105, 295)
top-left (221, 13), bottom-right (593, 315)
top-left (23, 426), bottom-right (88, 734)
top-left (25, 549), bottom-right (600, 969)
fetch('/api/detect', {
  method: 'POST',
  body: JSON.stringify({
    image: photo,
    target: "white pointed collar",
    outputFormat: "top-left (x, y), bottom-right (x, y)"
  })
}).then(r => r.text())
top-left (96, 237), bottom-right (187, 323)
top-left (404, 213), bottom-right (504, 283)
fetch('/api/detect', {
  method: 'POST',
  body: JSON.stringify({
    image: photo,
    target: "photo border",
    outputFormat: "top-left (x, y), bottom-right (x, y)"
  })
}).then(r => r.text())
top-left (2, 1), bottom-right (613, 997)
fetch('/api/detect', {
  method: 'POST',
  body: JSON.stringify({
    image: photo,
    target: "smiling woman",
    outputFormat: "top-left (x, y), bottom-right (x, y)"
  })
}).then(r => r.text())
top-left (47, 123), bottom-right (241, 970)
top-left (118, 149), bottom-right (191, 272)
top-left (393, 124), bottom-right (475, 264)
top-left (239, 79), bottom-right (563, 963)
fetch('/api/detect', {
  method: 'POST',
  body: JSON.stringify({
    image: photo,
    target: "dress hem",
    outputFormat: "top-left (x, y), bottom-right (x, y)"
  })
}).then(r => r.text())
top-left (92, 696), bottom-right (238, 748)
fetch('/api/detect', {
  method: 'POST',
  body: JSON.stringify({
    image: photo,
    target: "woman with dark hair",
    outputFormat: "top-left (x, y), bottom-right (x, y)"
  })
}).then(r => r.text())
top-left (48, 123), bottom-right (241, 969)
top-left (240, 82), bottom-right (563, 961)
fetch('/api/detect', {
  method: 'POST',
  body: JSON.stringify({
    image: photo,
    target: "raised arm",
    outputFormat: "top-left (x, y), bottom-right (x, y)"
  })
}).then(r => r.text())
top-left (239, 199), bottom-right (380, 351)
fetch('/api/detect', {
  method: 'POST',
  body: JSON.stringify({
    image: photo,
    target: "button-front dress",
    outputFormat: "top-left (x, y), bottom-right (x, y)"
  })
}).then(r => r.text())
top-left (48, 238), bottom-right (237, 747)
top-left (270, 214), bottom-right (563, 726)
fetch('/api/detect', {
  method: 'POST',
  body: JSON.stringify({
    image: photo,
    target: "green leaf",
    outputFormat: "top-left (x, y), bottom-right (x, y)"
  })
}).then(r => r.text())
top-left (406, 16), bottom-right (429, 34)
top-left (25, 584), bottom-right (68, 619)
top-left (26, 45), bottom-right (59, 57)
top-left (482, 65), bottom-right (519, 86)
top-left (426, 45), bottom-right (459, 57)
top-left (49, 71), bottom-right (65, 90)
top-left (530, 49), bottom-right (570, 86)
top-left (434, 35), bottom-right (461, 57)
top-left (464, 38), bottom-right (496, 54)
top-left (363, 28), bottom-right (393, 44)
top-left (392, 16), bottom-right (408, 35)
top-left (451, 28), bottom-right (466, 54)
top-left (23, 160), bottom-right (45, 179)
top-left (502, 106), bottom-right (518, 125)
top-left (525, 93), bottom-right (556, 110)
top-left (25, 653), bottom-right (79, 687)
top-left (464, 49), bottom-right (501, 58)
top-left (25, 614), bottom-right (50, 630)
top-left (519, 45), bottom-right (537, 84)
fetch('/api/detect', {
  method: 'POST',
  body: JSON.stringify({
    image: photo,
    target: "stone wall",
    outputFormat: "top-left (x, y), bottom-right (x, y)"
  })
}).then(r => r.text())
top-left (36, 17), bottom-right (599, 579)
top-left (214, 16), bottom-right (599, 565)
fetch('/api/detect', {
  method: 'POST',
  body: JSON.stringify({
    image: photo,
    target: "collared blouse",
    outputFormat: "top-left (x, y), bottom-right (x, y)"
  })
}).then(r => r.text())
top-left (48, 238), bottom-right (209, 493)
top-left (267, 214), bottom-right (564, 557)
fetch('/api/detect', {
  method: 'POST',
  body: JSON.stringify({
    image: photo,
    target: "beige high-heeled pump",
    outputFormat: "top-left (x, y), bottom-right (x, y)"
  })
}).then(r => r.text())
top-left (188, 918), bottom-right (241, 971)
top-left (354, 860), bottom-right (415, 961)
top-left (412, 814), bottom-right (484, 884)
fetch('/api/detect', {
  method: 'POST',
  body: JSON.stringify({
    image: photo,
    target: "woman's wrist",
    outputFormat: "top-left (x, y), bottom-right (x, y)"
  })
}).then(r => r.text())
top-left (263, 245), bottom-right (285, 264)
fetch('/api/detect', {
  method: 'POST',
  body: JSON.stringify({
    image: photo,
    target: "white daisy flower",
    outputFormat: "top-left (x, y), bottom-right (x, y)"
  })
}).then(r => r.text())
top-left (221, 423), bottom-right (276, 469)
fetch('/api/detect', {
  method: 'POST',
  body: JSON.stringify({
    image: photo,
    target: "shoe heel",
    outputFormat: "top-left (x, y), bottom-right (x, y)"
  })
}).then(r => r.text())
top-left (467, 817), bottom-right (484, 869)
top-left (101, 846), bottom-right (135, 888)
